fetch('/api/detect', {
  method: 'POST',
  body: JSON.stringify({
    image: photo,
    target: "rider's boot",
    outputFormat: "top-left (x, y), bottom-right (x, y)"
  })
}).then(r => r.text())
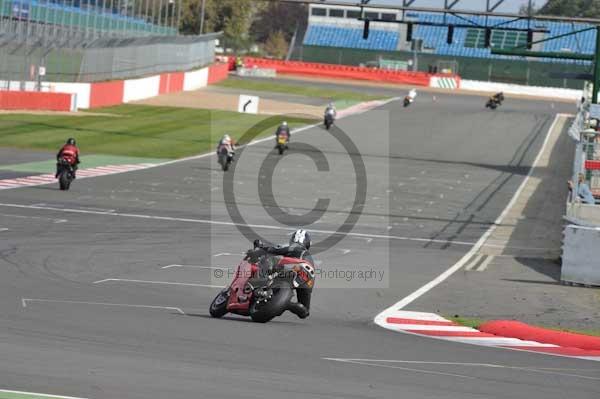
top-left (287, 302), bottom-right (309, 319)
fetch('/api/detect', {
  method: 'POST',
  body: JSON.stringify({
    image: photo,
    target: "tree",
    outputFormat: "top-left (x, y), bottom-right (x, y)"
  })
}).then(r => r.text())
top-left (263, 30), bottom-right (289, 59)
top-left (251, 2), bottom-right (308, 44)
top-left (538, 0), bottom-right (600, 18)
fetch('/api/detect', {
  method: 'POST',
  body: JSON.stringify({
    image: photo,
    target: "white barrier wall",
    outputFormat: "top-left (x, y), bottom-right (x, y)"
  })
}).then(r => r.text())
top-left (48, 82), bottom-right (91, 109)
top-left (562, 224), bottom-right (600, 286)
top-left (430, 76), bottom-right (459, 89)
top-left (123, 75), bottom-right (161, 103)
top-left (461, 79), bottom-right (582, 100)
top-left (183, 67), bottom-right (209, 91)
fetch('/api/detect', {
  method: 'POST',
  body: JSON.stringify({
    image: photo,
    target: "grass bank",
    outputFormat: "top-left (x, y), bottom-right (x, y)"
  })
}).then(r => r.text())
top-left (0, 105), bottom-right (315, 159)
top-left (216, 78), bottom-right (387, 103)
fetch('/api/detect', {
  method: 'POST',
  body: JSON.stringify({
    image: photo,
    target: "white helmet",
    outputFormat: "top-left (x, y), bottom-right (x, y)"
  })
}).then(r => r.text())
top-left (282, 121), bottom-right (288, 127)
top-left (328, 102), bottom-right (334, 108)
top-left (223, 134), bottom-right (231, 141)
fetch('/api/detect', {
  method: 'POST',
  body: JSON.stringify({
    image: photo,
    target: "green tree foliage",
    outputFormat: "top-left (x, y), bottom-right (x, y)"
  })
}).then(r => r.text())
top-left (263, 30), bottom-right (289, 59)
top-left (538, 0), bottom-right (600, 18)
top-left (251, 2), bottom-right (308, 43)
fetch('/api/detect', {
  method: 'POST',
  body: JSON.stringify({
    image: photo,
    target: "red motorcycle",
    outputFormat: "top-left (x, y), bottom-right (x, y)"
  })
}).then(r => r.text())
top-left (209, 249), bottom-right (315, 323)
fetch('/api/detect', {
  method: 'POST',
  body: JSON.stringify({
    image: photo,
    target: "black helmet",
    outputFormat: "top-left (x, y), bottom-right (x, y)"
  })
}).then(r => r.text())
top-left (66, 138), bottom-right (76, 145)
top-left (290, 229), bottom-right (311, 250)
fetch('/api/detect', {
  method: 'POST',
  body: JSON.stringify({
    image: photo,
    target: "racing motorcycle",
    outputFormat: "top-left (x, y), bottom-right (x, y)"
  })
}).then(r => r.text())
top-left (56, 157), bottom-right (75, 191)
top-left (209, 248), bottom-right (315, 323)
top-left (276, 133), bottom-right (289, 155)
top-left (217, 145), bottom-right (234, 171)
top-left (324, 109), bottom-right (335, 130)
top-left (485, 93), bottom-right (504, 110)
top-left (404, 88), bottom-right (417, 107)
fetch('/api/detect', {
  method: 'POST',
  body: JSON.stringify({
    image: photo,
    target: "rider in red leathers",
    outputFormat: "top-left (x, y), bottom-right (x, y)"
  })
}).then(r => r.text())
top-left (56, 138), bottom-right (80, 178)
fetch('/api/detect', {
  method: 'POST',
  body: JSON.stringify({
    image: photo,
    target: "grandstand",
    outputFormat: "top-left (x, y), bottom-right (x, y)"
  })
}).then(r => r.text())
top-left (0, 0), bottom-right (177, 37)
top-left (293, 3), bottom-right (595, 88)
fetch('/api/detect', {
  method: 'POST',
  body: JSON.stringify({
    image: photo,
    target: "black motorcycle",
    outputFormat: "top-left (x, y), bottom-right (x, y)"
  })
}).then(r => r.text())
top-left (218, 146), bottom-right (234, 171)
top-left (485, 93), bottom-right (504, 110)
top-left (57, 157), bottom-right (75, 191)
top-left (324, 111), bottom-right (335, 130)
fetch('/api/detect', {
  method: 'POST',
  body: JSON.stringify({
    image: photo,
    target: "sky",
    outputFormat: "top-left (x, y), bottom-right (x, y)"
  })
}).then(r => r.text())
top-left (334, 0), bottom-right (545, 13)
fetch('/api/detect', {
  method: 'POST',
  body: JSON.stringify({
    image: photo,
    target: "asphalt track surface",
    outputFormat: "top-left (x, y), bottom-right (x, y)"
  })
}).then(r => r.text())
top-left (1, 93), bottom-right (599, 399)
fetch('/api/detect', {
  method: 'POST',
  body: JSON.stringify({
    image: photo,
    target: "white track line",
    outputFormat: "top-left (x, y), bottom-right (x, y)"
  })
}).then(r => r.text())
top-left (464, 254), bottom-right (484, 271)
top-left (0, 389), bottom-right (88, 399)
top-left (92, 278), bottom-right (224, 288)
top-left (21, 298), bottom-right (185, 315)
top-left (0, 201), bottom-right (558, 250)
top-left (476, 255), bottom-right (494, 271)
top-left (375, 113), bottom-right (565, 320)
top-left (161, 264), bottom-right (231, 270)
top-left (323, 358), bottom-right (600, 381)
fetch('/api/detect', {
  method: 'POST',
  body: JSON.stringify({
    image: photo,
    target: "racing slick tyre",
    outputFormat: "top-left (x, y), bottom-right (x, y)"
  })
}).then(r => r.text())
top-left (209, 290), bottom-right (230, 318)
top-left (249, 280), bottom-right (293, 323)
top-left (59, 172), bottom-right (71, 191)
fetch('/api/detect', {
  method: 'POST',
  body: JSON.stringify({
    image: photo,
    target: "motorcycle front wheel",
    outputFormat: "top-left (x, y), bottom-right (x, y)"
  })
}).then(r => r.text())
top-left (59, 172), bottom-right (71, 191)
top-left (209, 290), bottom-right (230, 318)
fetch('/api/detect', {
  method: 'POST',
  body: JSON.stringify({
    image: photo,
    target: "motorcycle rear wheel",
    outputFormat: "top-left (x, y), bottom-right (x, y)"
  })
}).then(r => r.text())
top-left (249, 280), bottom-right (293, 323)
top-left (59, 172), bottom-right (71, 191)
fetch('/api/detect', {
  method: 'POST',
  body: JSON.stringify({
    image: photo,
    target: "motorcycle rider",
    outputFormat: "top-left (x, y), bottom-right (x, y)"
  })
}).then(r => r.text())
top-left (406, 88), bottom-right (417, 102)
top-left (55, 138), bottom-right (80, 178)
top-left (275, 121), bottom-right (290, 141)
top-left (249, 229), bottom-right (314, 319)
top-left (490, 92), bottom-right (504, 104)
top-left (324, 102), bottom-right (337, 124)
top-left (216, 134), bottom-right (236, 160)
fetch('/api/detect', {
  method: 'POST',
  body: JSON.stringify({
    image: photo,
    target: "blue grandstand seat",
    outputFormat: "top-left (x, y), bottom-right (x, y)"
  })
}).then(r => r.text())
top-left (304, 12), bottom-right (594, 64)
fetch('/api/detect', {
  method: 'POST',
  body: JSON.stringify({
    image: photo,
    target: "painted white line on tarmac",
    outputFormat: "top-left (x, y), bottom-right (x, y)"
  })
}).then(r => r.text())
top-left (323, 358), bottom-right (600, 381)
top-left (463, 254), bottom-right (484, 271)
top-left (323, 358), bottom-right (474, 379)
top-left (0, 201), bottom-right (558, 250)
top-left (161, 264), bottom-right (231, 270)
top-left (21, 298), bottom-right (185, 315)
top-left (374, 113), bottom-right (565, 320)
top-left (476, 255), bottom-right (494, 271)
top-left (0, 389), bottom-right (88, 399)
top-left (93, 278), bottom-right (224, 288)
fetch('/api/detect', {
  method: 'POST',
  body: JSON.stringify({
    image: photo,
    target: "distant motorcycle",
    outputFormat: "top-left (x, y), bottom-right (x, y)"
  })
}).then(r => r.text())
top-left (56, 157), bottom-right (75, 191)
top-left (276, 133), bottom-right (289, 155)
top-left (485, 93), bottom-right (504, 110)
top-left (404, 89), bottom-right (417, 107)
top-left (218, 146), bottom-right (234, 171)
top-left (324, 109), bottom-right (335, 130)
top-left (209, 248), bottom-right (315, 323)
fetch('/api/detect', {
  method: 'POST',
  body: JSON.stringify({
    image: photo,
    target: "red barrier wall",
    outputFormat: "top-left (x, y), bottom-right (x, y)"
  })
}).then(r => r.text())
top-left (89, 80), bottom-right (124, 108)
top-left (208, 63), bottom-right (230, 84)
top-left (243, 57), bottom-right (433, 86)
top-left (0, 91), bottom-right (73, 111)
top-left (159, 72), bottom-right (185, 94)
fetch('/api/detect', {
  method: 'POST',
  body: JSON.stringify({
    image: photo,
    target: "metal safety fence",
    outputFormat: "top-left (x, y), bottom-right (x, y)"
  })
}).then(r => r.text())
top-left (0, 26), bottom-right (219, 84)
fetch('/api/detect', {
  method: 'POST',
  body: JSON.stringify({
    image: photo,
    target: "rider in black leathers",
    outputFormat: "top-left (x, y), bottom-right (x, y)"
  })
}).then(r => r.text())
top-left (248, 229), bottom-right (313, 319)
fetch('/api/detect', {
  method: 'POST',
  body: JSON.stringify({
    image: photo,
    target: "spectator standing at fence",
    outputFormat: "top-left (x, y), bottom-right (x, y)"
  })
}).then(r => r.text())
top-left (568, 173), bottom-right (596, 204)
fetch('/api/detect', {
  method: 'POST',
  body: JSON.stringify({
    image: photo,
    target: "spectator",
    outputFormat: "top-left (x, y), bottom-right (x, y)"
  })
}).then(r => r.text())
top-left (568, 173), bottom-right (596, 204)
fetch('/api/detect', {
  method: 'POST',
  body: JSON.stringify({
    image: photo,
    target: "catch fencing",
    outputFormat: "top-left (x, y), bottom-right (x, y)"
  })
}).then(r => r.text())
top-left (1, 4), bottom-right (218, 85)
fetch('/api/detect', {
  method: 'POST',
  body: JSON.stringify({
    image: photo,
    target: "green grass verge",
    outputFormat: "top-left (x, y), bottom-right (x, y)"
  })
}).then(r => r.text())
top-left (216, 79), bottom-right (387, 103)
top-left (448, 315), bottom-right (600, 337)
top-left (0, 105), bottom-right (316, 159)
